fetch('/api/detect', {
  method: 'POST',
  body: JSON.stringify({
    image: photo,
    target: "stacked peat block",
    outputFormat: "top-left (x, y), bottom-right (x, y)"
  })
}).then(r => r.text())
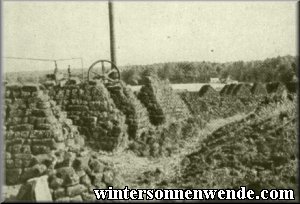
top-left (284, 82), bottom-right (298, 101)
top-left (220, 83), bottom-right (255, 115)
top-left (284, 82), bottom-right (298, 94)
top-left (266, 82), bottom-right (288, 100)
top-left (199, 85), bottom-right (220, 100)
top-left (231, 84), bottom-right (254, 112)
top-left (179, 85), bottom-right (260, 122)
top-left (4, 83), bottom-right (125, 201)
top-left (197, 85), bottom-right (221, 120)
top-left (220, 84), bottom-right (229, 96)
top-left (251, 83), bottom-right (268, 96)
top-left (179, 91), bottom-right (214, 121)
top-left (266, 82), bottom-right (287, 95)
top-left (15, 149), bottom-right (124, 202)
top-left (4, 83), bottom-right (82, 185)
top-left (244, 83), bottom-right (253, 91)
top-left (46, 151), bottom-right (123, 202)
top-left (225, 84), bottom-right (238, 95)
top-left (138, 76), bottom-right (190, 126)
top-left (232, 84), bottom-right (252, 98)
top-left (179, 91), bottom-right (208, 116)
top-left (49, 83), bottom-right (128, 152)
top-left (107, 82), bottom-right (152, 140)
top-left (180, 103), bottom-right (297, 191)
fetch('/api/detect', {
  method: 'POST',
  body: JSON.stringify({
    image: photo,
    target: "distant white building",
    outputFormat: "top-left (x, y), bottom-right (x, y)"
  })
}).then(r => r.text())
top-left (220, 76), bottom-right (238, 84)
top-left (210, 77), bottom-right (221, 83)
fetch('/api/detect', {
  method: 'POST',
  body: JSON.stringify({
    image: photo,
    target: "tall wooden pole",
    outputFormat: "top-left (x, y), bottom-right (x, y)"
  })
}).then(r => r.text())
top-left (108, 0), bottom-right (117, 66)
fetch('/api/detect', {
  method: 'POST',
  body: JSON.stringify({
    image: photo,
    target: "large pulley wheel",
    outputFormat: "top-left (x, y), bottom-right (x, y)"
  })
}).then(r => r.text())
top-left (87, 60), bottom-right (120, 86)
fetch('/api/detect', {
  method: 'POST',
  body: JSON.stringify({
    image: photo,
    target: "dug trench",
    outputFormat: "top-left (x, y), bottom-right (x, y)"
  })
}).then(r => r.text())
top-left (3, 77), bottom-right (298, 201)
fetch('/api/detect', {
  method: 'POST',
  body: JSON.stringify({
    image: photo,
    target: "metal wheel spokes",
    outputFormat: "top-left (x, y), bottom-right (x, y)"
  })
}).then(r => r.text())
top-left (87, 60), bottom-right (120, 84)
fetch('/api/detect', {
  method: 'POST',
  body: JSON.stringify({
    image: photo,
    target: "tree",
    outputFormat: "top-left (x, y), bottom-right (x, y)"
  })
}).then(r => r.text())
top-left (121, 69), bottom-right (141, 85)
top-left (157, 63), bottom-right (172, 80)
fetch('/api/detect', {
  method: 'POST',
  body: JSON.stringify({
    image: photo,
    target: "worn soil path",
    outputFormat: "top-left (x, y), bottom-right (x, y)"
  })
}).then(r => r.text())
top-left (99, 113), bottom-right (248, 188)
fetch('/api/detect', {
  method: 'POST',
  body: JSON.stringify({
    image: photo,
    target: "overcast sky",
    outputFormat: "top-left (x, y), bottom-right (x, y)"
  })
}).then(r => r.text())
top-left (3, 1), bottom-right (297, 72)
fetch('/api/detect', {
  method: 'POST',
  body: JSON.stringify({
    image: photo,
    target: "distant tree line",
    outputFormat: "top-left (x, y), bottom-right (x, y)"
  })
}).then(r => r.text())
top-left (120, 55), bottom-right (297, 85)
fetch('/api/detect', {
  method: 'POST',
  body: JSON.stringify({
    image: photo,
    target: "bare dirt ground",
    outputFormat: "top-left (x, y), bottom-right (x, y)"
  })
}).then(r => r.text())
top-left (99, 113), bottom-right (247, 189)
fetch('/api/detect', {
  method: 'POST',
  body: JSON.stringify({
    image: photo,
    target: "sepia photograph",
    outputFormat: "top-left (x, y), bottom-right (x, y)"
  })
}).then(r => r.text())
top-left (1, 0), bottom-right (299, 202)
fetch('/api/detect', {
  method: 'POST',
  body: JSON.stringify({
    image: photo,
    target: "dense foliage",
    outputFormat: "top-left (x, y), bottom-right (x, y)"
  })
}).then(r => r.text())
top-left (120, 55), bottom-right (296, 85)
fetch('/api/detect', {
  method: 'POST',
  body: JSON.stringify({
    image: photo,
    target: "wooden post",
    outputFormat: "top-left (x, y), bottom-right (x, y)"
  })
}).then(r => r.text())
top-left (108, 0), bottom-right (117, 67)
